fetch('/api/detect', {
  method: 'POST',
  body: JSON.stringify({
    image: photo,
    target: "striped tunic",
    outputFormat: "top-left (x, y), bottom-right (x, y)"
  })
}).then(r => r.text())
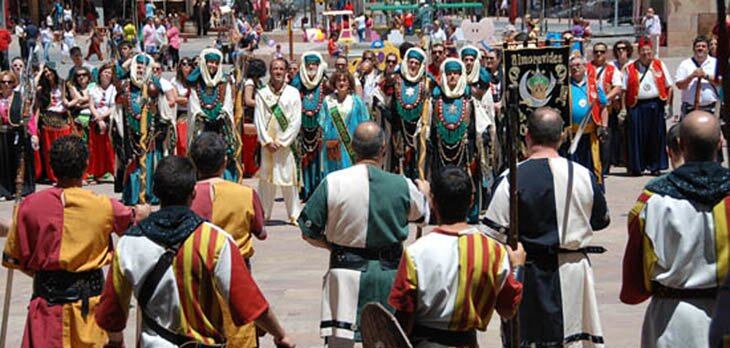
top-left (621, 163), bottom-right (730, 348)
top-left (96, 220), bottom-right (268, 347)
top-left (298, 164), bottom-right (429, 341)
top-left (389, 227), bottom-right (522, 345)
top-left (191, 178), bottom-right (265, 259)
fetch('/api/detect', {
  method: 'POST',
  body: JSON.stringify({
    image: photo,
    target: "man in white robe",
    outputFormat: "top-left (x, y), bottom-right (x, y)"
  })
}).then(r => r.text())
top-left (254, 58), bottom-right (302, 225)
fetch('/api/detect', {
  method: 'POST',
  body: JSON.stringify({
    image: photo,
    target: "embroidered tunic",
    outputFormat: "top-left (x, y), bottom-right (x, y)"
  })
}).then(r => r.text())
top-left (188, 80), bottom-right (241, 181)
top-left (291, 74), bottom-right (328, 200)
top-left (389, 227), bottom-right (522, 346)
top-left (621, 163), bottom-right (730, 348)
top-left (390, 75), bottom-right (429, 179)
top-left (96, 214), bottom-right (269, 347)
top-left (112, 78), bottom-right (170, 205)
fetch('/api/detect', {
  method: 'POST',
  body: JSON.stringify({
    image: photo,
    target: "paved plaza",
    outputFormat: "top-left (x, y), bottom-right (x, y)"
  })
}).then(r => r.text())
top-left (0, 34), bottom-right (726, 347)
top-left (0, 172), bottom-right (654, 347)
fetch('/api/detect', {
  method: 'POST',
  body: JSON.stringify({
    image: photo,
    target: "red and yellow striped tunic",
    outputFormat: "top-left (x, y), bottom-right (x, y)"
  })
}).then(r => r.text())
top-left (389, 227), bottom-right (522, 336)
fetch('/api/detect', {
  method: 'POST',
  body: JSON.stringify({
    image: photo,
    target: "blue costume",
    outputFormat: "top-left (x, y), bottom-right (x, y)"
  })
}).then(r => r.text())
top-left (430, 60), bottom-right (481, 222)
top-left (318, 94), bottom-right (370, 176)
top-left (114, 56), bottom-right (172, 205)
top-left (291, 53), bottom-right (329, 200)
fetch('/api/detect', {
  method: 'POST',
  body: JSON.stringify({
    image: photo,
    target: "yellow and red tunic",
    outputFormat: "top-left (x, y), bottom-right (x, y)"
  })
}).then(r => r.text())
top-left (2, 187), bottom-right (133, 348)
top-left (190, 179), bottom-right (265, 347)
top-left (190, 179), bottom-right (265, 259)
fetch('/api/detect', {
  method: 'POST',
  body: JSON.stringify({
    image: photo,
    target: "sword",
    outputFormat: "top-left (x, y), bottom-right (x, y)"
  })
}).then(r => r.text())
top-left (567, 99), bottom-right (598, 155)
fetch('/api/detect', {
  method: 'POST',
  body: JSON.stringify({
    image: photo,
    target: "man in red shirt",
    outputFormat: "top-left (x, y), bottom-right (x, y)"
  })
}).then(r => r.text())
top-left (428, 43), bottom-right (446, 89)
top-left (404, 12), bottom-right (414, 35)
top-left (0, 27), bottom-right (11, 71)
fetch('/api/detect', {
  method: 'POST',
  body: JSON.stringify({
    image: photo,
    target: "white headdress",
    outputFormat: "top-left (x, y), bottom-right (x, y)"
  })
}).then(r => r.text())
top-left (459, 45), bottom-right (482, 84)
top-left (130, 53), bottom-right (155, 88)
top-left (400, 47), bottom-right (427, 83)
top-left (299, 51), bottom-right (328, 90)
top-left (198, 48), bottom-right (224, 87)
top-left (440, 58), bottom-right (467, 99)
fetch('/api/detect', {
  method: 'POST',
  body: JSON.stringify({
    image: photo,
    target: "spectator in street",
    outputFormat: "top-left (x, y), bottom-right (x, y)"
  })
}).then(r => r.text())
top-left (24, 19), bottom-right (39, 60)
top-left (40, 21), bottom-right (53, 62)
top-left (52, 0), bottom-right (63, 29)
top-left (0, 26), bottom-right (11, 71)
top-left (642, 7), bottom-right (662, 57)
top-left (63, 3), bottom-right (73, 24)
top-left (86, 22), bottom-right (104, 61)
top-left (404, 11), bottom-right (414, 35)
top-left (153, 17), bottom-right (168, 62)
top-left (67, 46), bottom-right (98, 82)
top-left (430, 20), bottom-right (447, 44)
top-left (166, 19), bottom-right (181, 69)
top-left (194, 0), bottom-right (210, 36)
top-left (145, 0), bottom-right (156, 19)
top-left (355, 12), bottom-right (366, 42)
top-left (15, 19), bottom-right (27, 59)
top-left (674, 36), bottom-right (719, 118)
top-left (62, 21), bottom-right (76, 63)
top-left (142, 17), bottom-right (157, 56)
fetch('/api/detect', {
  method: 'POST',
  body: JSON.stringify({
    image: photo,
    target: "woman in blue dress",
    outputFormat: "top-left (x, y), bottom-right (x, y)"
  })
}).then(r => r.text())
top-left (318, 70), bottom-right (370, 175)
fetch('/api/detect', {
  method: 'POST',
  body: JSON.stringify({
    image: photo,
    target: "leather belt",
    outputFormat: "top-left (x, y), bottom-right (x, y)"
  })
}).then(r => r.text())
top-left (33, 269), bottom-right (104, 316)
top-left (652, 281), bottom-right (718, 299)
top-left (329, 244), bottom-right (402, 272)
top-left (411, 324), bottom-right (477, 347)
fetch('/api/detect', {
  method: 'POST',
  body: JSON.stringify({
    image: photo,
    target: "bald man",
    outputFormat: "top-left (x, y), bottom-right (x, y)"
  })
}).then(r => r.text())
top-left (485, 107), bottom-right (609, 347)
top-left (621, 112), bottom-right (730, 348)
top-left (298, 121), bottom-right (430, 347)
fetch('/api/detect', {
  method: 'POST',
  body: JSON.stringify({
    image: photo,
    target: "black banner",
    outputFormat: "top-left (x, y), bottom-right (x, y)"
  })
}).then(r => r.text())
top-left (503, 46), bottom-right (571, 154)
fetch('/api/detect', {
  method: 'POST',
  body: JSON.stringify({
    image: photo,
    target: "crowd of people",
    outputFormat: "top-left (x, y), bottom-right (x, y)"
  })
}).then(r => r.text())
top-left (0, 9), bottom-right (728, 348)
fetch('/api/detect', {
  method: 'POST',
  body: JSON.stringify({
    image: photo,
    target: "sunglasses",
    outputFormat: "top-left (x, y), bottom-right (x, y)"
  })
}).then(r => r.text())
top-left (180, 61), bottom-right (191, 66)
top-left (433, 50), bottom-right (444, 55)
top-left (1, 81), bottom-right (13, 84)
top-left (77, 74), bottom-right (89, 77)
top-left (594, 50), bottom-right (606, 54)
top-left (387, 60), bottom-right (397, 64)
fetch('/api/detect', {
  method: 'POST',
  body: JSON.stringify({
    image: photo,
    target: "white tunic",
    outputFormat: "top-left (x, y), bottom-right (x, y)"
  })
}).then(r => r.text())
top-left (254, 84), bottom-right (302, 187)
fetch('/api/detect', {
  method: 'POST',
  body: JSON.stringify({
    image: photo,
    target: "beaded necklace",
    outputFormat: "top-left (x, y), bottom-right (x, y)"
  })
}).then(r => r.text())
top-left (435, 96), bottom-right (471, 165)
top-left (302, 84), bottom-right (326, 118)
top-left (197, 82), bottom-right (226, 121)
top-left (395, 78), bottom-right (425, 122)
